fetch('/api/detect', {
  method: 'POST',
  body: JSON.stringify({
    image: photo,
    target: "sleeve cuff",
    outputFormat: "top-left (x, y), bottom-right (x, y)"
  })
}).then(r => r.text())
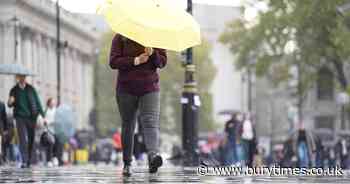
top-left (151, 51), bottom-right (163, 68)
top-left (134, 57), bottom-right (140, 66)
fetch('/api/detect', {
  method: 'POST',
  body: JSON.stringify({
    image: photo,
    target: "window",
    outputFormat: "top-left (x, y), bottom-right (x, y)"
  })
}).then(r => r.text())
top-left (314, 116), bottom-right (335, 130)
top-left (317, 67), bottom-right (334, 100)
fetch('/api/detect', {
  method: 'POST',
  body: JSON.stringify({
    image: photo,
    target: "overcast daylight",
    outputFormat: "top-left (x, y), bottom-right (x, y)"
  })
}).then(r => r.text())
top-left (0, 0), bottom-right (350, 183)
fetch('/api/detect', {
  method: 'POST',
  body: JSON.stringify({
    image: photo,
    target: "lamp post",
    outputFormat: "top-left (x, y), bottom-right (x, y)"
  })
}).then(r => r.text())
top-left (181, 0), bottom-right (200, 166)
top-left (247, 66), bottom-right (253, 112)
top-left (56, 0), bottom-right (61, 105)
top-left (12, 16), bottom-right (19, 63)
top-left (336, 92), bottom-right (349, 129)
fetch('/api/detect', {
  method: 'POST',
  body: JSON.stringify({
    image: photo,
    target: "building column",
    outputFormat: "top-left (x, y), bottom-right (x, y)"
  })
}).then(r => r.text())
top-left (0, 23), bottom-right (5, 100)
top-left (21, 27), bottom-right (33, 83)
top-left (76, 51), bottom-right (83, 129)
top-left (32, 33), bottom-right (41, 90)
top-left (38, 34), bottom-right (47, 97)
top-left (2, 24), bottom-right (17, 103)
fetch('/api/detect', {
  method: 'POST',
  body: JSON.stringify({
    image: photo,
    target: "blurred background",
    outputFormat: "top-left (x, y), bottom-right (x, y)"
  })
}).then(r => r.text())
top-left (1, 0), bottom-right (350, 169)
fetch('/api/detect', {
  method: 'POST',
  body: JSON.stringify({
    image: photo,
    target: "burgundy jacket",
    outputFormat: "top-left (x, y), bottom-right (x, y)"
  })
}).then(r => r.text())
top-left (109, 34), bottom-right (167, 96)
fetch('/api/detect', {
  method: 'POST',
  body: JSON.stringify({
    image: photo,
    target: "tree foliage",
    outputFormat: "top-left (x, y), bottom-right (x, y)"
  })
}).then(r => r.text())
top-left (159, 39), bottom-right (217, 136)
top-left (94, 31), bottom-right (120, 137)
top-left (220, 0), bottom-right (350, 94)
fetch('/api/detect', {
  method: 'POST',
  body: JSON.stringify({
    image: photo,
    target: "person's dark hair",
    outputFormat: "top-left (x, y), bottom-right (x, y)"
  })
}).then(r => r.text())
top-left (46, 97), bottom-right (53, 107)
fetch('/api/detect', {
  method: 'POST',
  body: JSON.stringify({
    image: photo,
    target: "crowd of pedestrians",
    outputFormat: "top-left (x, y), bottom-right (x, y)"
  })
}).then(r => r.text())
top-left (0, 75), bottom-right (71, 168)
top-left (195, 112), bottom-right (258, 167)
top-left (221, 112), bottom-right (257, 167)
top-left (273, 127), bottom-right (350, 169)
top-left (196, 112), bottom-right (350, 170)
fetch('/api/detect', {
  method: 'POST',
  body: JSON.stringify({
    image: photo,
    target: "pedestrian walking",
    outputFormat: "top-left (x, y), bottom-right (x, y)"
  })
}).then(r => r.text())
top-left (7, 75), bottom-right (45, 168)
top-left (109, 34), bottom-right (167, 176)
top-left (241, 113), bottom-right (256, 167)
top-left (0, 101), bottom-right (8, 164)
top-left (335, 138), bottom-right (349, 169)
top-left (282, 138), bottom-right (296, 167)
top-left (39, 98), bottom-right (58, 167)
top-left (235, 113), bottom-right (245, 165)
top-left (291, 124), bottom-right (316, 168)
top-left (224, 113), bottom-right (243, 165)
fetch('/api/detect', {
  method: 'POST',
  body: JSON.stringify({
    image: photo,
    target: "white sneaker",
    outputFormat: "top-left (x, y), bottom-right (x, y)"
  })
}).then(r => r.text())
top-left (47, 161), bottom-right (53, 167)
top-left (52, 157), bottom-right (59, 166)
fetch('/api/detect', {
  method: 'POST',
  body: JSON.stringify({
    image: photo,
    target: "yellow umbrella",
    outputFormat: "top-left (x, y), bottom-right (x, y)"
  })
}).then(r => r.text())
top-left (97, 0), bottom-right (201, 52)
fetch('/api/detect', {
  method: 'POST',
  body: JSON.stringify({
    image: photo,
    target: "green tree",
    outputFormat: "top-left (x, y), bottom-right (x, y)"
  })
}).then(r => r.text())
top-left (220, 0), bottom-right (350, 99)
top-left (94, 31), bottom-right (121, 137)
top-left (160, 40), bottom-right (217, 136)
top-left (95, 32), bottom-right (217, 137)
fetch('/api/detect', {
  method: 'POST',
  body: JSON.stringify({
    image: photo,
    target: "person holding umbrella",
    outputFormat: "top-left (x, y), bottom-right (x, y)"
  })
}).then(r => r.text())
top-left (109, 34), bottom-right (167, 176)
top-left (99, 0), bottom-right (201, 176)
top-left (8, 74), bottom-right (45, 168)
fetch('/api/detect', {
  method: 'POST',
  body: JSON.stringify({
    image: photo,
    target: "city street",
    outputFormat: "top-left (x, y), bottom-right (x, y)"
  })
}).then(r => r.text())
top-left (1, 164), bottom-right (350, 184)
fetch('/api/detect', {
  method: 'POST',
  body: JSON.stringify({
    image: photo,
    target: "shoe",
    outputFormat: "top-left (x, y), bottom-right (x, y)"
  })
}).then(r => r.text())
top-left (20, 163), bottom-right (26, 169)
top-left (26, 161), bottom-right (31, 168)
top-left (122, 165), bottom-right (131, 177)
top-left (47, 161), bottom-right (53, 167)
top-left (52, 157), bottom-right (59, 166)
top-left (20, 162), bottom-right (30, 169)
top-left (149, 154), bottom-right (163, 174)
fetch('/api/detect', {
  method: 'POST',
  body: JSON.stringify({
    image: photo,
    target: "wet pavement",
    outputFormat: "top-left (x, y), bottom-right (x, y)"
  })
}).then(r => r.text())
top-left (0, 164), bottom-right (350, 184)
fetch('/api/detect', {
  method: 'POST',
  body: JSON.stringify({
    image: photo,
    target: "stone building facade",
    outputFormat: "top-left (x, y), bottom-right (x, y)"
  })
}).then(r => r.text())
top-left (254, 65), bottom-right (350, 145)
top-left (193, 4), bottom-right (243, 123)
top-left (0, 0), bottom-right (99, 129)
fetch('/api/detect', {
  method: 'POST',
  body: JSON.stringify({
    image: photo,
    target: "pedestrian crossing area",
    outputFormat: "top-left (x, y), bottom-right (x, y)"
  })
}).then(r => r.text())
top-left (0, 165), bottom-right (350, 183)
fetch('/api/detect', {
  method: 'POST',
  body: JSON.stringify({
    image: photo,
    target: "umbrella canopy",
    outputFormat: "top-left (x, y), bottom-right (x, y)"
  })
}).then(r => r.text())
top-left (218, 110), bottom-right (241, 116)
top-left (97, 0), bottom-right (201, 52)
top-left (0, 63), bottom-right (35, 76)
top-left (54, 104), bottom-right (76, 143)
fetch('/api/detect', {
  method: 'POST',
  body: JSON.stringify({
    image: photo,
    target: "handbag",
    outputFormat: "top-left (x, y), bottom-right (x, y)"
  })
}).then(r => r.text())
top-left (40, 125), bottom-right (55, 147)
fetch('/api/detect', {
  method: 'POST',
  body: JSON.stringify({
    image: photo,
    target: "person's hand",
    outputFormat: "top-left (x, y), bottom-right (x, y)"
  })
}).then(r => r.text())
top-left (9, 96), bottom-right (15, 105)
top-left (43, 119), bottom-right (48, 126)
top-left (144, 47), bottom-right (153, 56)
top-left (135, 53), bottom-right (149, 66)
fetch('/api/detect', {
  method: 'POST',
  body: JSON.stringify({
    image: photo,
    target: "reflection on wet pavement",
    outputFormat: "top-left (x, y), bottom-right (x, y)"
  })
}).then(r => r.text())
top-left (0, 165), bottom-right (350, 184)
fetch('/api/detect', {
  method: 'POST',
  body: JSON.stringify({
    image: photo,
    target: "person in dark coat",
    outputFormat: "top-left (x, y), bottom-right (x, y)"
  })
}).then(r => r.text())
top-left (0, 101), bottom-right (8, 164)
top-left (224, 113), bottom-right (243, 165)
top-left (8, 75), bottom-right (46, 168)
top-left (335, 138), bottom-right (348, 169)
top-left (282, 138), bottom-right (296, 168)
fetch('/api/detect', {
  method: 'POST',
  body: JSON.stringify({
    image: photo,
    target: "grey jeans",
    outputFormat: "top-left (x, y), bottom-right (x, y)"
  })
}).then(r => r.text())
top-left (116, 91), bottom-right (160, 165)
